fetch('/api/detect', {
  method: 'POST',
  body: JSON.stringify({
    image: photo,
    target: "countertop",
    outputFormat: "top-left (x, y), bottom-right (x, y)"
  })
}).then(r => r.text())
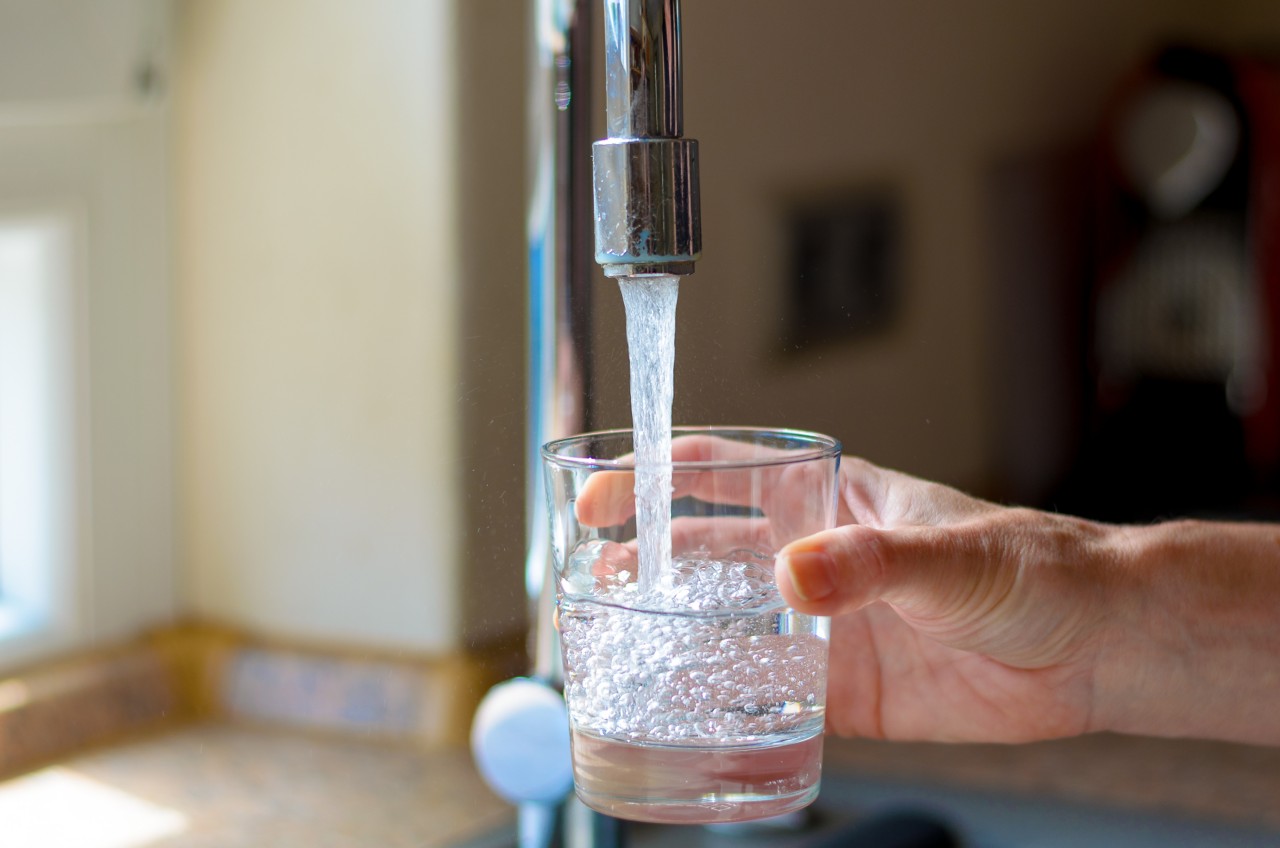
top-left (823, 733), bottom-right (1280, 831)
top-left (3, 722), bottom-right (1278, 847)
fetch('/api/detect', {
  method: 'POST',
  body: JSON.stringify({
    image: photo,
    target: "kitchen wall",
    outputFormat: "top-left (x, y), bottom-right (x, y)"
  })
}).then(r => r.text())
top-left (452, 1), bottom-right (530, 647)
top-left (1208, 0), bottom-right (1280, 43)
top-left (174, 0), bottom-right (464, 653)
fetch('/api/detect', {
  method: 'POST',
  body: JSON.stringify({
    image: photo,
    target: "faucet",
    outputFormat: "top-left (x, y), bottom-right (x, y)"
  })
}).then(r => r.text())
top-left (594, 0), bottom-right (701, 279)
top-left (472, 2), bottom-right (699, 846)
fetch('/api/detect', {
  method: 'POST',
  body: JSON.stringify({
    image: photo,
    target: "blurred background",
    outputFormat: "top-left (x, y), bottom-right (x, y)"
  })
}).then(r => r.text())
top-left (4, 0), bottom-right (1280, 845)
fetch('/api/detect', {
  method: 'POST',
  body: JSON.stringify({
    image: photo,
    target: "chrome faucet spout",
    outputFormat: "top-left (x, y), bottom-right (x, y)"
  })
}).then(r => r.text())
top-left (602, 0), bottom-right (683, 138)
top-left (593, 0), bottom-right (701, 278)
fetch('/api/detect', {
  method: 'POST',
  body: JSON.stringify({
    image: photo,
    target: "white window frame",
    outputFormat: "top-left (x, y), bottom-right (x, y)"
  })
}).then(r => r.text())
top-left (0, 200), bottom-right (87, 669)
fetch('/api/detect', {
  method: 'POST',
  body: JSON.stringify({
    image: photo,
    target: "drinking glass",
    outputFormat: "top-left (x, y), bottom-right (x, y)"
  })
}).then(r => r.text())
top-left (542, 427), bottom-right (841, 824)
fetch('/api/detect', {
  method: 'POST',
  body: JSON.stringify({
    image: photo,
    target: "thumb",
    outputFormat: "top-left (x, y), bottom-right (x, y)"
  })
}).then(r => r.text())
top-left (776, 522), bottom-right (996, 619)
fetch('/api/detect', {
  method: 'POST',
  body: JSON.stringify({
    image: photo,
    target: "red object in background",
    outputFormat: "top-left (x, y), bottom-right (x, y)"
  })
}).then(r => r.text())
top-left (1235, 57), bottom-right (1280, 475)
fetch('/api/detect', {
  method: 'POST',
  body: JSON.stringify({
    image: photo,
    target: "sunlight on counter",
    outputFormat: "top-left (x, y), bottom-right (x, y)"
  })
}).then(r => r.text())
top-left (0, 767), bottom-right (188, 847)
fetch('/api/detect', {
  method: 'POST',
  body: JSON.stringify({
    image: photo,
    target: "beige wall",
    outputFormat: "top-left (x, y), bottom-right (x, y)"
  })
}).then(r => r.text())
top-left (453, 1), bottom-right (530, 648)
top-left (175, 0), bottom-right (463, 652)
top-left (1212, 0), bottom-right (1280, 43)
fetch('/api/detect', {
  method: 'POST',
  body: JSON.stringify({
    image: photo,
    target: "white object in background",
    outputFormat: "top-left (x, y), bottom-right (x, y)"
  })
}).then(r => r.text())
top-left (471, 678), bottom-right (574, 805)
top-left (472, 678), bottom-right (575, 848)
top-left (1116, 81), bottom-right (1240, 220)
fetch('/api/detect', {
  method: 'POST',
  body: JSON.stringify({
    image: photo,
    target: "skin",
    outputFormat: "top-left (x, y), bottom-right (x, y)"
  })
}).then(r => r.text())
top-left (577, 441), bottom-right (1280, 746)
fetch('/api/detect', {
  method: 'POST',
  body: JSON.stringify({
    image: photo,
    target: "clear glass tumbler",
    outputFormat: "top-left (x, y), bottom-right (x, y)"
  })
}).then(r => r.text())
top-left (542, 427), bottom-right (841, 824)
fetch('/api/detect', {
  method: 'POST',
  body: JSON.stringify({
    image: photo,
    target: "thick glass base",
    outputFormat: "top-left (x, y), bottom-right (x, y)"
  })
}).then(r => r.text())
top-left (571, 728), bottom-right (823, 825)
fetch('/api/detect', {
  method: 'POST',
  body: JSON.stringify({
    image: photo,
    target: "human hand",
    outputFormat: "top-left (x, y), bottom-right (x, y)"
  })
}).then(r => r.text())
top-left (778, 457), bottom-right (1280, 746)
top-left (774, 457), bottom-right (1116, 743)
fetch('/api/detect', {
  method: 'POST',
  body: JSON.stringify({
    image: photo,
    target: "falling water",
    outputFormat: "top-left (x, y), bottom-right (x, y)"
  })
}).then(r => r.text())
top-left (618, 275), bottom-right (680, 594)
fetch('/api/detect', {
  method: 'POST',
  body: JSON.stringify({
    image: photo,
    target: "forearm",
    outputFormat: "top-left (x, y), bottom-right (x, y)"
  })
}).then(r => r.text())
top-left (1092, 520), bottom-right (1280, 745)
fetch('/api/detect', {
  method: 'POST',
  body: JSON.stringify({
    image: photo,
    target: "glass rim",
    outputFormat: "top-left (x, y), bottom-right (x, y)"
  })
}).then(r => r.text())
top-left (541, 426), bottom-right (842, 471)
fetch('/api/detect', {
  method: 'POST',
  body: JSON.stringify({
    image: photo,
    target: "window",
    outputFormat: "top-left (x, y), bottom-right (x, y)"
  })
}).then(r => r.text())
top-left (0, 205), bottom-right (82, 665)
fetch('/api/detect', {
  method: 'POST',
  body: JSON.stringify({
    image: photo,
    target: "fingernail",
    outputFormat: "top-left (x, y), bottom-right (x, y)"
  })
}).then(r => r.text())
top-left (780, 550), bottom-right (836, 602)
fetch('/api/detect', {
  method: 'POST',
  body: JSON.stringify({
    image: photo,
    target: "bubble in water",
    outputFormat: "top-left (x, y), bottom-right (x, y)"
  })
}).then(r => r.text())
top-left (559, 555), bottom-right (829, 744)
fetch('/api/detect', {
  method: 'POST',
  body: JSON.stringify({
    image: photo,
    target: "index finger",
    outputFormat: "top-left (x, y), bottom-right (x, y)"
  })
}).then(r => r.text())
top-left (575, 435), bottom-right (795, 528)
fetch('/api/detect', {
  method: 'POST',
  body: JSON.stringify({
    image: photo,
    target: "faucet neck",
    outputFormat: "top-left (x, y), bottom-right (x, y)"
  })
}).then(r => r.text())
top-left (603, 0), bottom-right (683, 139)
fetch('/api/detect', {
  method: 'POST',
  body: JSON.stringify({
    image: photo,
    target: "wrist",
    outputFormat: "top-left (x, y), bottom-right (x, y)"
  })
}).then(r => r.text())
top-left (1090, 520), bottom-right (1280, 744)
